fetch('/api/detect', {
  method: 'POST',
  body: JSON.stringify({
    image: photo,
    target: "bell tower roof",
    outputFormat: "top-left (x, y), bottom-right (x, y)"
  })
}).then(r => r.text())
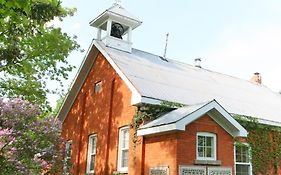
top-left (90, 4), bottom-right (142, 30)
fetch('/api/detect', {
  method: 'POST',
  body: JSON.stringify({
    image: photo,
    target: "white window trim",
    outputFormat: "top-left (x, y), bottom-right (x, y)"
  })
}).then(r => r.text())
top-left (86, 134), bottom-right (97, 174)
top-left (117, 126), bottom-right (129, 172)
top-left (234, 143), bottom-right (252, 175)
top-left (94, 81), bottom-right (102, 93)
top-left (196, 132), bottom-right (217, 161)
top-left (63, 140), bottom-right (73, 173)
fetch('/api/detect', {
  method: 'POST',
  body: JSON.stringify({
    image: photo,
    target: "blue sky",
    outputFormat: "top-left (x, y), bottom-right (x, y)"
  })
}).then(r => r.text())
top-left (48, 0), bottom-right (281, 106)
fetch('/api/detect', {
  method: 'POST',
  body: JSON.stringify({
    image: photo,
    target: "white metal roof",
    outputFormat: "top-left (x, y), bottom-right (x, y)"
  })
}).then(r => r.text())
top-left (140, 102), bottom-right (207, 129)
top-left (137, 100), bottom-right (248, 137)
top-left (96, 41), bottom-right (281, 124)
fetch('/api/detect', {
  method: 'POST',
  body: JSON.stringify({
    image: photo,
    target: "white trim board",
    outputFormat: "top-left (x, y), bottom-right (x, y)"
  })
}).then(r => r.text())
top-left (137, 100), bottom-right (248, 137)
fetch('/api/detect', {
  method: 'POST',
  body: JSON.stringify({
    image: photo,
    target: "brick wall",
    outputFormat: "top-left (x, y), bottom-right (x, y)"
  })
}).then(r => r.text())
top-left (143, 114), bottom-right (235, 175)
top-left (61, 52), bottom-right (137, 174)
top-left (61, 51), bottom-right (237, 175)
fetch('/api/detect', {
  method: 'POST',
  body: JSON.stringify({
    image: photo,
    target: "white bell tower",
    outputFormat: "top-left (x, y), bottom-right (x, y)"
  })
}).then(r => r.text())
top-left (90, 3), bottom-right (142, 53)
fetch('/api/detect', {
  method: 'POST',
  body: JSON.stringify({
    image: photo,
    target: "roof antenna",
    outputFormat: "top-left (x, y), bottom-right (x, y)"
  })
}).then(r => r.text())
top-left (113, 0), bottom-right (121, 6)
top-left (163, 33), bottom-right (169, 58)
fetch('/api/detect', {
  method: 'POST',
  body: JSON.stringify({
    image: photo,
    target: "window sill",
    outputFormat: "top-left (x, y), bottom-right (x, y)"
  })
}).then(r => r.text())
top-left (195, 159), bottom-right (222, 165)
top-left (113, 170), bottom-right (128, 175)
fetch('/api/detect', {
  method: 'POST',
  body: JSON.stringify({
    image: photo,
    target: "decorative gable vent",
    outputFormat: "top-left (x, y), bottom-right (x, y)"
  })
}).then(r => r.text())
top-left (90, 4), bottom-right (142, 53)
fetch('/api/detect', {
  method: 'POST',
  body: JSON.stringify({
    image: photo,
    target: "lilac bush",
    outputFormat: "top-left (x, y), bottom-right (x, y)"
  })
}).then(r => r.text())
top-left (0, 98), bottom-right (64, 174)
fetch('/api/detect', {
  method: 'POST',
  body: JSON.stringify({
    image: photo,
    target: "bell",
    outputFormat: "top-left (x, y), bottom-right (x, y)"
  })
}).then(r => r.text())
top-left (110, 23), bottom-right (124, 39)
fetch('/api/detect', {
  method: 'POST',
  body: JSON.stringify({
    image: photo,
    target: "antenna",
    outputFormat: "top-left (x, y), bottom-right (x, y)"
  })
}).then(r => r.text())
top-left (113, 0), bottom-right (121, 5)
top-left (163, 33), bottom-right (169, 58)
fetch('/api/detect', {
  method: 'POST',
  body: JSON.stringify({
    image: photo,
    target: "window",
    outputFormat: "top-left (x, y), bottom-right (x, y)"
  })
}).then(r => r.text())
top-left (235, 144), bottom-right (252, 175)
top-left (196, 132), bottom-right (216, 160)
top-left (118, 126), bottom-right (129, 172)
top-left (94, 81), bottom-right (102, 93)
top-left (86, 134), bottom-right (97, 174)
top-left (63, 140), bottom-right (72, 174)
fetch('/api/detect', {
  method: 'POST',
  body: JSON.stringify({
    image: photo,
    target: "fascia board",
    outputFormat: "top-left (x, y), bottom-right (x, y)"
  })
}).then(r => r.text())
top-left (137, 123), bottom-right (177, 136)
top-left (139, 96), bottom-right (163, 105)
top-left (138, 100), bottom-right (248, 137)
top-left (177, 101), bottom-right (247, 137)
top-left (211, 101), bottom-right (248, 137)
top-left (175, 101), bottom-right (216, 130)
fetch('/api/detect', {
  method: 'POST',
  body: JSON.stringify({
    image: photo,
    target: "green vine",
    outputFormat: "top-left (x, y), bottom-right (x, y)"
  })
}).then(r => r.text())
top-left (130, 104), bottom-right (281, 174)
top-left (130, 101), bottom-right (184, 156)
top-left (235, 115), bottom-right (281, 175)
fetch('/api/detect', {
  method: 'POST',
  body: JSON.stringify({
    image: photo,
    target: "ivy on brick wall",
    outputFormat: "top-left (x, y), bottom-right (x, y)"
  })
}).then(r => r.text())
top-left (130, 103), bottom-right (281, 174)
top-left (235, 116), bottom-right (281, 175)
top-left (130, 101), bottom-right (184, 149)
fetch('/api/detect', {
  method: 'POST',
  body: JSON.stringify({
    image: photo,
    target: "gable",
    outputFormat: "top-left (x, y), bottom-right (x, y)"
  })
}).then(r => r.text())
top-left (137, 100), bottom-right (247, 137)
top-left (57, 40), bottom-right (141, 121)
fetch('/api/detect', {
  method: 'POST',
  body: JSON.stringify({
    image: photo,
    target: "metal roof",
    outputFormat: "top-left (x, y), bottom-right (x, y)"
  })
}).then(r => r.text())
top-left (140, 102), bottom-right (207, 129)
top-left (137, 100), bottom-right (248, 137)
top-left (96, 41), bottom-right (281, 124)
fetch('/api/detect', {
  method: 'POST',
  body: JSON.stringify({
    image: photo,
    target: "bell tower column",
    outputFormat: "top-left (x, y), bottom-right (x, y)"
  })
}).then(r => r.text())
top-left (106, 19), bottom-right (112, 38)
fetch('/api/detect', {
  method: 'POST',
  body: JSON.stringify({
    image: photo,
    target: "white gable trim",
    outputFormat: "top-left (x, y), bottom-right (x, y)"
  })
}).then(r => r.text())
top-left (137, 123), bottom-right (177, 136)
top-left (137, 100), bottom-right (248, 137)
top-left (57, 41), bottom-right (98, 121)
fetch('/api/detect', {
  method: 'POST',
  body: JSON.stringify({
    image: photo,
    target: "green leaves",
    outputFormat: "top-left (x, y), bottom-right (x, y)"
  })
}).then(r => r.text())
top-left (0, 0), bottom-right (79, 109)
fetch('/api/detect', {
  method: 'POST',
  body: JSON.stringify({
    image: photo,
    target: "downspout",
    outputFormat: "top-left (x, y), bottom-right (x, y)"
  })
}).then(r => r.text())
top-left (76, 92), bottom-right (87, 175)
top-left (105, 78), bottom-right (116, 174)
top-left (141, 136), bottom-right (146, 175)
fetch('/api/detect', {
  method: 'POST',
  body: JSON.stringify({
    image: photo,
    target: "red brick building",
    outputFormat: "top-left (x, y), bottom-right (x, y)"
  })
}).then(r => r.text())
top-left (58, 4), bottom-right (281, 175)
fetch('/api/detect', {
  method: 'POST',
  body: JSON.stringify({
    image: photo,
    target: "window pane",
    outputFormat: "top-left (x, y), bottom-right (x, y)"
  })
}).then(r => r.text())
top-left (94, 81), bottom-right (102, 93)
top-left (206, 147), bottom-right (212, 157)
top-left (90, 155), bottom-right (95, 171)
top-left (122, 129), bottom-right (129, 148)
top-left (236, 164), bottom-right (249, 175)
top-left (121, 150), bottom-right (129, 168)
top-left (198, 147), bottom-right (204, 157)
top-left (198, 136), bottom-right (204, 146)
top-left (236, 145), bottom-right (249, 163)
top-left (91, 138), bottom-right (96, 154)
top-left (206, 137), bottom-right (212, 147)
top-left (66, 142), bottom-right (72, 158)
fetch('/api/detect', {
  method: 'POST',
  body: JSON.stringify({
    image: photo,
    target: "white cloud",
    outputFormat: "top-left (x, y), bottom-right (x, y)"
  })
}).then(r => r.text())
top-left (46, 17), bottom-right (63, 28)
